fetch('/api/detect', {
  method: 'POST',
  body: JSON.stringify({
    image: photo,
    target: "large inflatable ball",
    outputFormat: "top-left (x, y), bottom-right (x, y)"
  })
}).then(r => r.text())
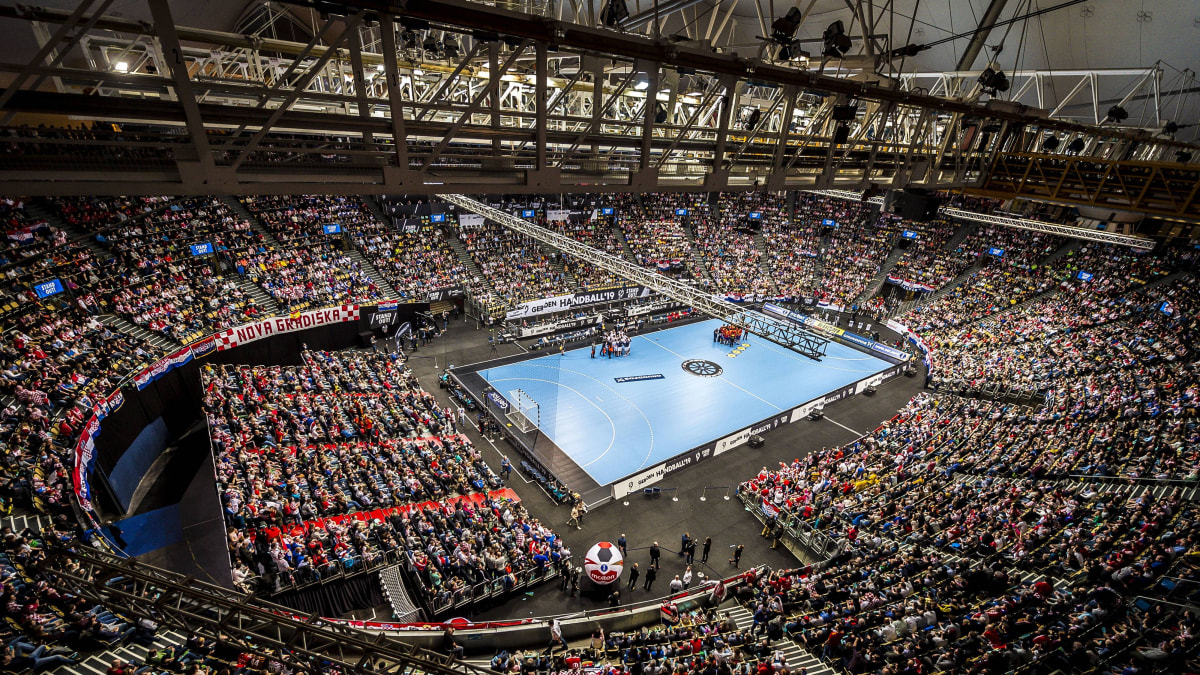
top-left (583, 541), bottom-right (624, 584)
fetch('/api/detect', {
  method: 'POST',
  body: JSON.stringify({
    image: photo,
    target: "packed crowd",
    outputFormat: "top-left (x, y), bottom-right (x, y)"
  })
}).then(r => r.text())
top-left (88, 197), bottom-right (267, 343)
top-left (459, 220), bottom-right (572, 309)
top-left (887, 219), bottom-right (978, 293)
top-left (1, 303), bottom-right (161, 516)
top-left (694, 192), bottom-right (780, 298)
top-left (546, 211), bottom-right (627, 291)
top-left (761, 193), bottom-right (829, 298)
top-left (817, 212), bottom-right (904, 309)
top-left (349, 198), bottom-right (469, 299)
top-left (202, 348), bottom-right (567, 602)
top-left (739, 381), bottom-right (1199, 673)
top-left (613, 193), bottom-right (710, 281)
top-left (239, 195), bottom-right (385, 310)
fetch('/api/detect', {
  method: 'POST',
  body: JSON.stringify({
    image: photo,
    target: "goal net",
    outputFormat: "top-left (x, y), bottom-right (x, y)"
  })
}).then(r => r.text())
top-left (506, 389), bottom-right (541, 432)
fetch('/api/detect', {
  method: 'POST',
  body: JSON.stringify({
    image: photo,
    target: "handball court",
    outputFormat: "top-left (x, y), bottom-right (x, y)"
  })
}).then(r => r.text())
top-left (455, 319), bottom-right (894, 494)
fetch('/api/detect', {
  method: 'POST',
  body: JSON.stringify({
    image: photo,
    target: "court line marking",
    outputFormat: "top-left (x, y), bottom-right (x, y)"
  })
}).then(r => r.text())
top-left (485, 361), bottom-right (656, 472)
top-left (824, 416), bottom-right (863, 436)
top-left (638, 334), bottom-right (786, 413)
top-left (485, 376), bottom-right (620, 469)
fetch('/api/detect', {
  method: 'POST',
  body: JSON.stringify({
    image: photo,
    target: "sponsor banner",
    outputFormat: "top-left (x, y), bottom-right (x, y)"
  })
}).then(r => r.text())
top-left (613, 374), bottom-right (664, 383)
top-left (486, 392), bottom-right (510, 412)
top-left (190, 337), bottom-right (217, 359)
top-left (505, 286), bottom-right (653, 320)
top-left (715, 413), bottom-right (791, 456)
top-left (612, 443), bottom-right (716, 499)
top-left (394, 321), bottom-right (413, 339)
top-left (458, 213), bottom-right (485, 228)
top-left (425, 287), bottom-right (463, 302)
top-left (134, 346), bottom-right (194, 390)
top-left (215, 305), bottom-right (360, 351)
top-left (763, 303), bottom-right (909, 362)
top-left (369, 311), bottom-right (398, 329)
top-left (106, 390), bottom-right (124, 414)
top-left (515, 315), bottom-right (601, 338)
top-left (546, 209), bottom-right (570, 222)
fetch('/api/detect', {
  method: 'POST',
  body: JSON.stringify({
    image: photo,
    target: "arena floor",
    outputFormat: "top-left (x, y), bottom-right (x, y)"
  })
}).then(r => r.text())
top-left (475, 319), bottom-right (893, 486)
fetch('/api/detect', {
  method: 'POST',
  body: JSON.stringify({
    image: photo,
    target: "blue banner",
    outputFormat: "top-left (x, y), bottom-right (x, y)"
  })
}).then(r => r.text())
top-left (822, 218), bottom-right (837, 227)
top-left (601, 207), bottom-right (615, 216)
top-left (1076, 271), bottom-right (1094, 282)
top-left (987, 247), bottom-right (1005, 257)
top-left (521, 209), bottom-right (536, 218)
top-left (190, 242), bottom-right (214, 256)
top-left (675, 208), bottom-right (688, 216)
top-left (749, 211), bottom-right (762, 220)
top-left (901, 230), bottom-right (918, 239)
top-left (33, 278), bottom-right (64, 299)
top-left (430, 213), bottom-right (446, 223)
top-left (323, 223), bottom-right (342, 234)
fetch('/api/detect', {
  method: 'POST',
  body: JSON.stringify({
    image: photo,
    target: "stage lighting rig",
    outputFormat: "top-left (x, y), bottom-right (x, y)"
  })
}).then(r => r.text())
top-left (602, 0), bottom-right (630, 27)
top-left (822, 20), bottom-right (852, 58)
top-left (977, 67), bottom-right (1010, 95)
top-left (771, 7), bottom-right (804, 45)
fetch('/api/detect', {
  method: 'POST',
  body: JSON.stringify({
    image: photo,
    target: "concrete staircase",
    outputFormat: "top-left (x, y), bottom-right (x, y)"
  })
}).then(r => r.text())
top-left (97, 313), bottom-right (181, 354)
top-left (548, 251), bottom-right (582, 291)
top-left (753, 230), bottom-right (779, 296)
top-left (725, 604), bottom-right (835, 675)
top-left (445, 230), bottom-right (491, 298)
top-left (61, 627), bottom-right (193, 675)
top-left (361, 195), bottom-right (391, 225)
top-left (0, 511), bottom-right (50, 535)
top-left (916, 259), bottom-right (984, 308)
top-left (346, 248), bottom-right (399, 298)
top-left (854, 245), bottom-right (905, 305)
top-left (611, 223), bottom-right (637, 263)
top-left (683, 224), bottom-right (715, 286)
top-left (1040, 238), bottom-right (1083, 268)
top-left (220, 196), bottom-right (278, 244)
top-left (235, 276), bottom-right (281, 315)
top-left (30, 199), bottom-right (116, 263)
top-left (941, 220), bottom-right (979, 253)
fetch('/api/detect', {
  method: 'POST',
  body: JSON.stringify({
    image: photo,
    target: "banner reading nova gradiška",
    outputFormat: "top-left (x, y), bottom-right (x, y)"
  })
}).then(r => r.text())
top-left (77, 304), bottom-right (364, 513)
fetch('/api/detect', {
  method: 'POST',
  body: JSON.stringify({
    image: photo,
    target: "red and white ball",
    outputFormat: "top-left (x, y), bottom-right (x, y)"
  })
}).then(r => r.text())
top-left (583, 541), bottom-right (624, 584)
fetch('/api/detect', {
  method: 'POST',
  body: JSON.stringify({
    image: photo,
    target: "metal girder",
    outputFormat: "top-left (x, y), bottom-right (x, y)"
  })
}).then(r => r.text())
top-left (940, 208), bottom-right (1157, 249)
top-left (439, 194), bottom-right (829, 359)
top-left (978, 152), bottom-right (1200, 223)
top-left (0, 2), bottom-right (1196, 198)
top-left (804, 189), bottom-right (1160, 248)
top-left (43, 547), bottom-right (493, 675)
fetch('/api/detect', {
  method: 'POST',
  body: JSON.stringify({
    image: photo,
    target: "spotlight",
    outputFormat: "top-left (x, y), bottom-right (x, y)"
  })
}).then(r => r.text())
top-left (443, 38), bottom-right (460, 59)
top-left (771, 6), bottom-right (803, 45)
top-left (1066, 137), bottom-right (1086, 154)
top-left (114, 61), bottom-right (129, 73)
top-left (601, 0), bottom-right (629, 27)
top-left (777, 40), bottom-right (809, 62)
top-left (422, 36), bottom-right (440, 54)
top-left (401, 31), bottom-right (418, 49)
top-left (822, 20), bottom-right (852, 58)
top-left (1176, 151), bottom-right (1192, 163)
top-left (1105, 105), bottom-right (1128, 123)
top-left (977, 67), bottom-right (1010, 95)
top-left (1041, 136), bottom-right (1060, 152)
top-left (634, 75), bottom-right (650, 91)
top-left (654, 102), bottom-right (668, 124)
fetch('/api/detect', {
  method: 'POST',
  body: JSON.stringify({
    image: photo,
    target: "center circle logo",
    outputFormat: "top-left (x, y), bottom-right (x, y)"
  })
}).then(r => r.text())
top-left (682, 359), bottom-right (722, 377)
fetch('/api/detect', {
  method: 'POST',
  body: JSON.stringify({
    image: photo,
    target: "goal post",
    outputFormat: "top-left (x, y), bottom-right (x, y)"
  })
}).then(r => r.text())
top-left (506, 389), bottom-right (541, 432)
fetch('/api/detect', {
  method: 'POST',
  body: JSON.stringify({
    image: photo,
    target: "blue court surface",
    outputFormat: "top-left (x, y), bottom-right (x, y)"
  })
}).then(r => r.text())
top-left (479, 319), bottom-right (891, 485)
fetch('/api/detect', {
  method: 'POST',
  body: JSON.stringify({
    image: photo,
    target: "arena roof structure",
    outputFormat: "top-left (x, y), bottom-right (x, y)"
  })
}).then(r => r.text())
top-left (0, 0), bottom-right (1196, 220)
